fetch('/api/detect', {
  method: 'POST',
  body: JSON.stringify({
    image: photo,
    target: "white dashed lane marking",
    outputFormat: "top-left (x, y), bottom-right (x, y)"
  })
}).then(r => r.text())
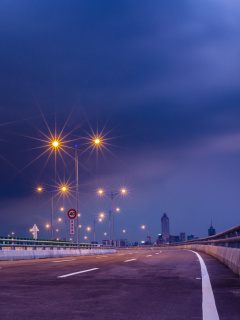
top-left (57, 268), bottom-right (99, 278)
top-left (124, 259), bottom-right (137, 262)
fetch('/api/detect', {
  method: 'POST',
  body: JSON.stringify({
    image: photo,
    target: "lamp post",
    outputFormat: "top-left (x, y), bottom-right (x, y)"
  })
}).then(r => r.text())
top-left (37, 185), bottom-right (68, 240)
top-left (141, 225), bottom-right (150, 244)
top-left (122, 229), bottom-right (129, 247)
top-left (98, 188), bottom-right (126, 245)
top-left (75, 145), bottom-right (79, 248)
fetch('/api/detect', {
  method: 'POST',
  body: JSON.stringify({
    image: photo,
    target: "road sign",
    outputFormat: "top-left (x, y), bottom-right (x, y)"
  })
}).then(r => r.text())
top-left (68, 208), bottom-right (77, 219)
top-left (31, 224), bottom-right (39, 239)
top-left (70, 219), bottom-right (75, 234)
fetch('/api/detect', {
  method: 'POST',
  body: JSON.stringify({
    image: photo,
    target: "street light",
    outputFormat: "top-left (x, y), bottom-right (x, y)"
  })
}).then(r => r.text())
top-left (93, 215), bottom-right (105, 243)
top-left (52, 140), bottom-right (59, 148)
top-left (97, 188), bottom-right (127, 244)
top-left (37, 185), bottom-right (69, 240)
top-left (123, 229), bottom-right (129, 246)
top-left (141, 225), bottom-right (150, 244)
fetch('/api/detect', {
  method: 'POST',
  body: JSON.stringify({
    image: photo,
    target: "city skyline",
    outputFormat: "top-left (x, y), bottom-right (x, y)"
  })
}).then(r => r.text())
top-left (1, 1), bottom-right (240, 241)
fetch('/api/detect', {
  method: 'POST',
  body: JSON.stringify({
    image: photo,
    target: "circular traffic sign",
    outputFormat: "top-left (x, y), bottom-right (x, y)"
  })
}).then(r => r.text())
top-left (67, 208), bottom-right (77, 219)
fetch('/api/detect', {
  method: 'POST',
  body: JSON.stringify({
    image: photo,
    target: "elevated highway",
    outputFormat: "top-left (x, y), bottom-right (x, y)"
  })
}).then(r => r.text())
top-left (0, 249), bottom-right (239, 319)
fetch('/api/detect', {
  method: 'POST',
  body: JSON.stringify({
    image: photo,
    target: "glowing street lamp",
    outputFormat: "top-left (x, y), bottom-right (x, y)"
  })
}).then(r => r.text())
top-left (93, 137), bottom-right (101, 145)
top-left (37, 186), bottom-right (43, 192)
top-left (60, 207), bottom-right (64, 211)
top-left (122, 229), bottom-right (129, 246)
top-left (61, 185), bottom-right (67, 193)
top-left (52, 140), bottom-right (59, 148)
top-left (98, 189), bottom-right (104, 195)
top-left (58, 218), bottom-right (62, 222)
top-left (97, 188), bottom-right (127, 244)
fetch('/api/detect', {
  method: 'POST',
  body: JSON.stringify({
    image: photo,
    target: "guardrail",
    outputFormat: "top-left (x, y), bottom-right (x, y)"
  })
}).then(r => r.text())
top-left (170, 224), bottom-right (240, 248)
top-left (0, 237), bottom-right (114, 250)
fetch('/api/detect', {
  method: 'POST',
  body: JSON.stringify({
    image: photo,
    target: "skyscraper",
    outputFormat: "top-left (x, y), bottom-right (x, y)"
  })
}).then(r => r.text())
top-left (208, 220), bottom-right (216, 236)
top-left (161, 213), bottom-right (170, 242)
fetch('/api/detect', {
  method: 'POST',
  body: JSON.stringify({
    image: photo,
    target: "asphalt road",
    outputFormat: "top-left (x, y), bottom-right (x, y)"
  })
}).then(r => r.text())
top-left (0, 249), bottom-right (239, 320)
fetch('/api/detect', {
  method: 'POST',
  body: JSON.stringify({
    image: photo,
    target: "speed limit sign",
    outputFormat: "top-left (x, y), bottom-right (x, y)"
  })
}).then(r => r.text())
top-left (67, 208), bottom-right (77, 219)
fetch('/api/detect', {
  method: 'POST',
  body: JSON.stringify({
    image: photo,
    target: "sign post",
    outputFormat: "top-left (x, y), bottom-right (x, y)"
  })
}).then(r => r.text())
top-left (67, 209), bottom-right (77, 236)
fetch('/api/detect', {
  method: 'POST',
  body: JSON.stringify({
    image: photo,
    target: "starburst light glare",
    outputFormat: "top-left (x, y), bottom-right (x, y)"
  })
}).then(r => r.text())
top-left (52, 140), bottom-right (60, 148)
top-left (37, 186), bottom-right (43, 192)
top-left (99, 212), bottom-right (105, 218)
top-left (98, 189), bottom-right (104, 195)
top-left (93, 137), bottom-right (101, 145)
top-left (61, 185), bottom-right (67, 192)
top-left (121, 188), bottom-right (126, 194)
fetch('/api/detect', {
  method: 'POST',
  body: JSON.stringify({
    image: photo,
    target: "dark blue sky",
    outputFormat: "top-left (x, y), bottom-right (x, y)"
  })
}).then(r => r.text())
top-left (1, 0), bottom-right (240, 242)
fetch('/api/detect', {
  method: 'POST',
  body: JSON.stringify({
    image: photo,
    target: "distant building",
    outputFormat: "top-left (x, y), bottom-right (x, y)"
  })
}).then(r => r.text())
top-left (169, 235), bottom-right (179, 243)
top-left (180, 233), bottom-right (186, 242)
top-left (187, 234), bottom-right (199, 241)
top-left (187, 234), bottom-right (195, 241)
top-left (156, 233), bottom-right (163, 245)
top-left (119, 239), bottom-right (128, 247)
top-left (146, 236), bottom-right (151, 245)
top-left (161, 213), bottom-right (170, 242)
top-left (208, 221), bottom-right (216, 236)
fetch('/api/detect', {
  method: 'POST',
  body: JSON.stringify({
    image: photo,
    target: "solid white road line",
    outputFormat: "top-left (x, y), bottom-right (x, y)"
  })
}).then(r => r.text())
top-left (147, 255), bottom-right (152, 257)
top-left (124, 259), bottom-right (137, 262)
top-left (57, 268), bottom-right (99, 278)
top-left (51, 259), bottom-right (76, 263)
top-left (189, 250), bottom-right (219, 320)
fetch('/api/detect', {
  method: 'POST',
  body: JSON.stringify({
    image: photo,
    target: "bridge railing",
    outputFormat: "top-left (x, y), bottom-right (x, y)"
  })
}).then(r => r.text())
top-left (170, 224), bottom-right (240, 248)
top-left (0, 237), bottom-right (114, 250)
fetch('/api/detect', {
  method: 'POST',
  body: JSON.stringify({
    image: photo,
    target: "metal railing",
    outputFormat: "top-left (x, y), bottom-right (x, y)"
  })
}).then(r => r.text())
top-left (0, 236), bottom-right (114, 250)
top-left (169, 224), bottom-right (240, 248)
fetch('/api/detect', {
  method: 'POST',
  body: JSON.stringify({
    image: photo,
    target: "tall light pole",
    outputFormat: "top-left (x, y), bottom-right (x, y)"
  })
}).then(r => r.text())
top-left (123, 229), bottom-right (129, 247)
top-left (51, 190), bottom-right (54, 239)
top-left (37, 185), bottom-right (68, 240)
top-left (75, 145), bottom-right (79, 247)
top-left (98, 188), bottom-right (126, 245)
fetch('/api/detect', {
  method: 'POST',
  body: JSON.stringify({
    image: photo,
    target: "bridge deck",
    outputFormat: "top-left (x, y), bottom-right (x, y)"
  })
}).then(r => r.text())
top-left (0, 250), bottom-right (239, 319)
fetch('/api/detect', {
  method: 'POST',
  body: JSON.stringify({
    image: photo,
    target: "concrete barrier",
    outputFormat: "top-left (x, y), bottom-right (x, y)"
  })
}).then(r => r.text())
top-left (0, 248), bottom-right (116, 261)
top-left (161, 245), bottom-right (240, 278)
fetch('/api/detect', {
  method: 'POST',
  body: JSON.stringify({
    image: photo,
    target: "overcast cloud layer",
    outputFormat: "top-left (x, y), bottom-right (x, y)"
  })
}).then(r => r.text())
top-left (1, 1), bottom-right (240, 242)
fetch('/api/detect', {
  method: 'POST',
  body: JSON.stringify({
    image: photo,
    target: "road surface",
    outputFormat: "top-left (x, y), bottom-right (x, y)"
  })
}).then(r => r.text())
top-left (0, 249), bottom-right (239, 320)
